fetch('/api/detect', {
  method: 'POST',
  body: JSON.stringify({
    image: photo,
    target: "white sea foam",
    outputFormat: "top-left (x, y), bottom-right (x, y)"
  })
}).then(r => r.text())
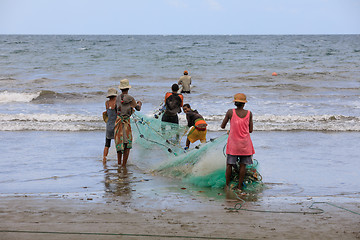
top-left (205, 114), bottom-right (360, 132)
top-left (0, 91), bottom-right (40, 103)
top-left (0, 113), bottom-right (103, 131)
top-left (0, 113), bottom-right (359, 132)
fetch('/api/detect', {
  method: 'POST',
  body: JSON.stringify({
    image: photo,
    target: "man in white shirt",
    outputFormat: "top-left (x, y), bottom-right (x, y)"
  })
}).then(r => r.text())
top-left (178, 70), bottom-right (192, 93)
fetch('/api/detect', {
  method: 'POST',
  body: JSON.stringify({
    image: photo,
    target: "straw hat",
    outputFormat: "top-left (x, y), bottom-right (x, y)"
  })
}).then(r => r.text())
top-left (233, 93), bottom-right (247, 103)
top-left (118, 79), bottom-right (131, 90)
top-left (106, 88), bottom-right (118, 98)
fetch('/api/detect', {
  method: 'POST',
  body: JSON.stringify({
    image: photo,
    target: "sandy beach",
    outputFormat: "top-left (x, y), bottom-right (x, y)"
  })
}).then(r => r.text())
top-left (1, 183), bottom-right (360, 240)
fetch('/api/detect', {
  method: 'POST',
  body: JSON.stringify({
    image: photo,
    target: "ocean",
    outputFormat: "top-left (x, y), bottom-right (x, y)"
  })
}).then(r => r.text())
top-left (0, 35), bottom-right (359, 201)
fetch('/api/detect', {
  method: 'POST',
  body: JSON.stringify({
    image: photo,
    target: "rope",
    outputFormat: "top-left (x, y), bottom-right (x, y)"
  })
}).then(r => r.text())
top-left (223, 143), bottom-right (227, 157)
top-left (0, 230), bottom-right (248, 239)
top-left (178, 128), bottom-right (189, 145)
top-left (227, 190), bottom-right (360, 215)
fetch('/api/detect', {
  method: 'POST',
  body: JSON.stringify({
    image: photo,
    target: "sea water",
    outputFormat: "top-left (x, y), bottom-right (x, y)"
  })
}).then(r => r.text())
top-left (0, 35), bottom-right (359, 199)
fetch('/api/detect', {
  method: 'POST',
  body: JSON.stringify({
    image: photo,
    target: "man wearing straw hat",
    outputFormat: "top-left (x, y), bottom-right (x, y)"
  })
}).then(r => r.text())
top-left (114, 79), bottom-right (142, 167)
top-left (221, 93), bottom-right (255, 191)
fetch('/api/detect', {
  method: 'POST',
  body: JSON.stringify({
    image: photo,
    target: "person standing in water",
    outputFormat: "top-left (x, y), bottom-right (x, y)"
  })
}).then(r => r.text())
top-left (221, 93), bottom-right (255, 191)
top-left (178, 70), bottom-right (191, 93)
top-left (161, 84), bottom-right (183, 141)
top-left (115, 79), bottom-right (142, 167)
top-left (161, 83), bottom-right (184, 125)
top-left (103, 88), bottom-right (118, 164)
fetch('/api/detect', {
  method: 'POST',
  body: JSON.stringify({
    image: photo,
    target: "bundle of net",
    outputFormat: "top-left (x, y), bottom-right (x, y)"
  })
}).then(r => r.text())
top-left (131, 112), bottom-right (264, 193)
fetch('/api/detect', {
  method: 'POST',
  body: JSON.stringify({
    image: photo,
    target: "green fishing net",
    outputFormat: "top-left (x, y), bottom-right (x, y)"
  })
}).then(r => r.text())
top-left (131, 112), bottom-right (264, 192)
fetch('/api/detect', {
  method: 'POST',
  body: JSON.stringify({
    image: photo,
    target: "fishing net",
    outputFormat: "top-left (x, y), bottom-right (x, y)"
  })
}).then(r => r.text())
top-left (131, 112), bottom-right (264, 192)
top-left (132, 112), bottom-right (187, 156)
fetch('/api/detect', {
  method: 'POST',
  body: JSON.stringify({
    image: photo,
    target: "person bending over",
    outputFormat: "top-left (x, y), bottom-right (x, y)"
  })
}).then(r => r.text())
top-left (183, 104), bottom-right (207, 150)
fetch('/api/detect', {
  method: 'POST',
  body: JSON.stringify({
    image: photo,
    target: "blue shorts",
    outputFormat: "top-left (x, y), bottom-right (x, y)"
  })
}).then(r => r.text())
top-left (227, 155), bottom-right (253, 165)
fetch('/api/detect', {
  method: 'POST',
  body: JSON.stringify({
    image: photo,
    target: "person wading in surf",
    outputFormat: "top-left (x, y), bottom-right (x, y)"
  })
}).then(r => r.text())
top-left (114, 79), bottom-right (142, 167)
top-left (103, 88), bottom-right (118, 164)
top-left (161, 84), bottom-right (184, 141)
top-left (178, 70), bottom-right (192, 93)
top-left (221, 93), bottom-right (255, 191)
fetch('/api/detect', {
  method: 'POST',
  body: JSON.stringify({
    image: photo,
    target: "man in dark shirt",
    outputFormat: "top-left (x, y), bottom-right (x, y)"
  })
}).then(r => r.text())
top-left (161, 84), bottom-right (184, 124)
top-left (161, 84), bottom-right (184, 142)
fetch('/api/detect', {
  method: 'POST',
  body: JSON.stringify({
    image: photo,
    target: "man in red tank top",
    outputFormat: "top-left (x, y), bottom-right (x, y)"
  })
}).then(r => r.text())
top-left (221, 93), bottom-right (255, 191)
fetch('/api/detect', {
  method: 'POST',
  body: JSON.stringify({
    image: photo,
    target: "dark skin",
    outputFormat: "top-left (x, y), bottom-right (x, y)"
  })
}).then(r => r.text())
top-left (117, 89), bottom-right (142, 167)
top-left (221, 102), bottom-right (253, 190)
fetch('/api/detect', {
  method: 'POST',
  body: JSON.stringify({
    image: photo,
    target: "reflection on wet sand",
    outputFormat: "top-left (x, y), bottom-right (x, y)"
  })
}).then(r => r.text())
top-left (103, 165), bottom-right (132, 197)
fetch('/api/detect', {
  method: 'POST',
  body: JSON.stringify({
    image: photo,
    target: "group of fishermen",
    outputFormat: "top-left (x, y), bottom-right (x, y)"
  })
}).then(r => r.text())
top-left (103, 70), bottom-right (255, 191)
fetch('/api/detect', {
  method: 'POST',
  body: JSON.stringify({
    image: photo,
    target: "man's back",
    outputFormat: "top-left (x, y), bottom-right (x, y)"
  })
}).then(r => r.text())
top-left (178, 75), bottom-right (191, 92)
top-left (164, 92), bottom-right (183, 116)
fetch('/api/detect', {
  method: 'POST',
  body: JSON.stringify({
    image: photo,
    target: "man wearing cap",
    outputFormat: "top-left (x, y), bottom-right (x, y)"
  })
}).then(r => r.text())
top-left (178, 70), bottom-right (192, 94)
top-left (114, 79), bottom-right (142, 167)
top-left (221, 93), bottom-right (255, 191)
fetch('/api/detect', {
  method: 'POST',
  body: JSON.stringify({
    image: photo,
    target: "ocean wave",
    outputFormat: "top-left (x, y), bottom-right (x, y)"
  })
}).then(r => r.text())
top-left (0, 91), bottom-right (39, 103)
top-left (0, 91), bottom-right (98, 104)
top-left (0, 113), bottom-right (359, 132)
top-left (204, 114), bottom-right (360, 132)
top-left (0, 77), bottom-right (15, 81)
top-left (0, 113), bottom-right (104, 131)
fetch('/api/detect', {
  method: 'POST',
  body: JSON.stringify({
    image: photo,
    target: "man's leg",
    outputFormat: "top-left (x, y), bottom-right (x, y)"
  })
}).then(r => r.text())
top-left (238, 163), bottom-right (246, 189)
top-left (117, 151), bottom-right (122, 165)
top-left (185, 138), bottom-right (190, 149)
top-left (122, 144), bottom-right (130, 167)
top-left (225, 164), bottom-right (233, 187)
top-left (103, 147), bottom-right (109, 163)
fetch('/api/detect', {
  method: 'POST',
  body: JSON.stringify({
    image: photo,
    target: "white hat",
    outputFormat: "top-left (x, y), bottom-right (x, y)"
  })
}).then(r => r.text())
top-left (106, 88), bottom-right (118, 98)
top-left (118, 79), bottom-right (131, 90)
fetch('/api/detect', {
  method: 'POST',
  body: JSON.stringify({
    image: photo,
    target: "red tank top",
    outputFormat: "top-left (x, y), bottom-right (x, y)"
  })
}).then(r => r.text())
top-left (226, 109), bottom-right (255, 156)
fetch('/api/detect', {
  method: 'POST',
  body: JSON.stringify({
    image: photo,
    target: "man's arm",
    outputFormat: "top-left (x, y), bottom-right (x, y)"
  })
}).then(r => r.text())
top-left (221, 109), bottom-right (232, 129)
top-left (249, 111), bottom-right (253, 133)
top-left (179, 94), bottom-right (184, 107)
top-left (131, 99), bottom-right (142, 111)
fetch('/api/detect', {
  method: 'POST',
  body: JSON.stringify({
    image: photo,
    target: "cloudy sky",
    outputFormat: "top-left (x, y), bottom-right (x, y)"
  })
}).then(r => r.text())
top-left (1, 0), bottom-right (359, 34)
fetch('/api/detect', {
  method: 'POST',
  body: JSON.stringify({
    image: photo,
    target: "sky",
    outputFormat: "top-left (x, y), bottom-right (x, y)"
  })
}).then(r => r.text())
top-left (0, 0), bottom-right (359, 35)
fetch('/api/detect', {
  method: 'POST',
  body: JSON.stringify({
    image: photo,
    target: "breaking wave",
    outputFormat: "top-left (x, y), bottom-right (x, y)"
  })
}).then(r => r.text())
top-left (0, 113), bottom-right (359, 132)
top-left (204, 114), bottom-right (360, 132)
top-left (0, 113), bottom-right (103, 131)
top-left (0, 91), bottom-right (39, 103)
top-left (0, 90), bottom-right (100, 103)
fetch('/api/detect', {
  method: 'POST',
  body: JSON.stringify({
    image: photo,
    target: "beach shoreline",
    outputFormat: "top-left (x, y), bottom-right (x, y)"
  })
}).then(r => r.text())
top-left (1, 188), bottom-right (359, 240)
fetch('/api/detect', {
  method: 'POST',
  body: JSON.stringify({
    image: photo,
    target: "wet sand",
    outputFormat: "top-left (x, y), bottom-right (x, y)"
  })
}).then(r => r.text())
top-left (1, 179), bottom-right (360, 240)
top-left (1, 131), bottom-right (360, 239)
